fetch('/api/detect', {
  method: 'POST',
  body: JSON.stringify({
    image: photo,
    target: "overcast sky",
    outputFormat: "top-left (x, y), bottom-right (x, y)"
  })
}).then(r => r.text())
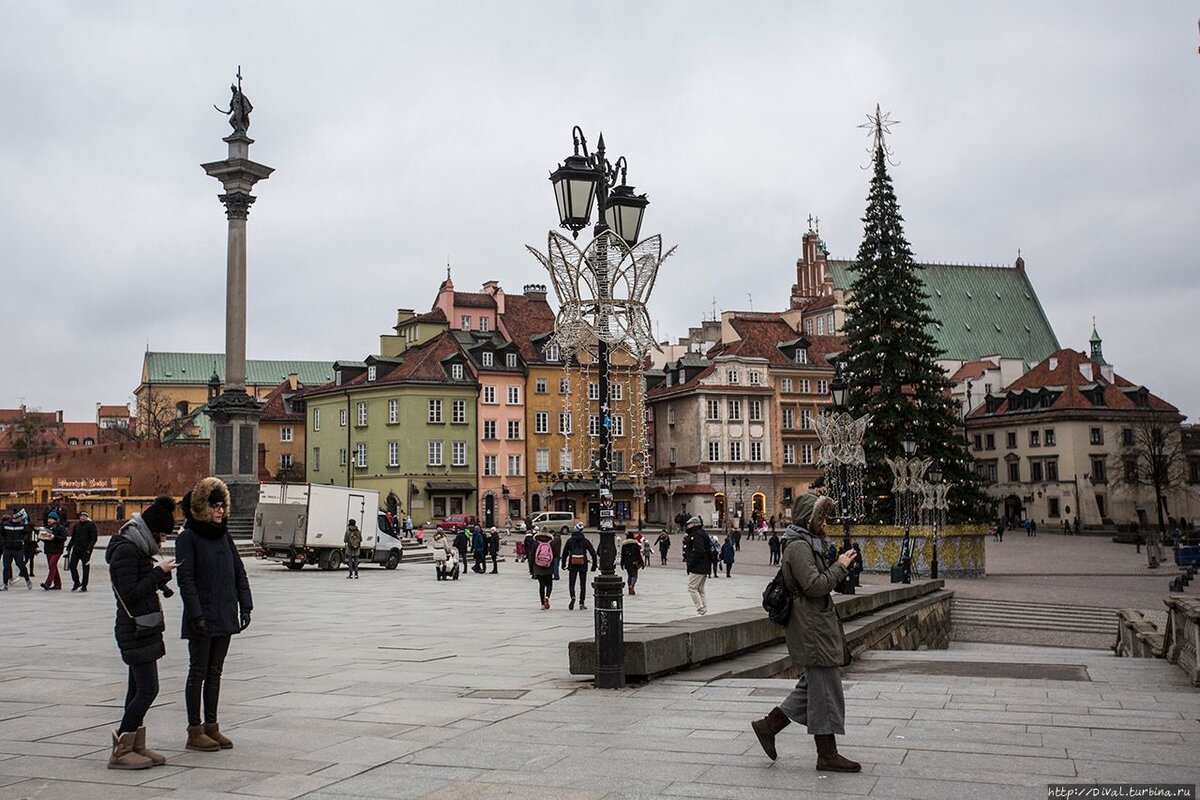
top-left (3, 2), bottom-right (1198, 422)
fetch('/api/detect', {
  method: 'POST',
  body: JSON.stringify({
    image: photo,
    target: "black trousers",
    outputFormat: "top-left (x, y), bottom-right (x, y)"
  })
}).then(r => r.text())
top-left (567, 565), bottom-right (589, 601)
top-left (473, 551), bottom-right (486, 573)
top-left (69, 551), bottom-right (91, 588)
top-left (186, 636), bottom-right (231, 726)
top-left (537, 574), bottom-right (553, 601)
top-left (119, 661), bottom-right (160, 734)
top-left (2, 552), bottom-right (28, 583)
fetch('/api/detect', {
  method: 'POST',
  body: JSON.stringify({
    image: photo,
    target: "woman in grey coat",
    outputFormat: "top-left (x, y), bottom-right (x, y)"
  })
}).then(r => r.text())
top-left (751, 493), bottom-right (861, 772)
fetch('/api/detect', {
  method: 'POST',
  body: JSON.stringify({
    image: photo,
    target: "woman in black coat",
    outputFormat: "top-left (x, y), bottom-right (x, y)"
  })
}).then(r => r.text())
top-left (176, 477), bottom-right (253, 753)
top-left (105, 496), bottom-right (179, 769)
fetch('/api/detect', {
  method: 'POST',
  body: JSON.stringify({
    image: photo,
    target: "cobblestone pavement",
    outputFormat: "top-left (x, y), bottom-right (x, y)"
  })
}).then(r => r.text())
top-left (0, 551), bottom-right (1195, 799)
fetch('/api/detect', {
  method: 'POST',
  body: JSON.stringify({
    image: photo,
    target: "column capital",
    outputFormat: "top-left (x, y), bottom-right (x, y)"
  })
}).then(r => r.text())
top-left (219, 191), bottom-right (256, 220)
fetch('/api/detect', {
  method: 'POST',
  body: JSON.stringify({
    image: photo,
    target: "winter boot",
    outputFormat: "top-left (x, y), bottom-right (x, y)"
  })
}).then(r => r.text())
top-left (185, 724), bottom-right (220, 752)
top-left (751, 707), bottom-right (791, 761)
top-left (108, 730), bottom-right (152, 770)
top-left (204, 722), bottom-right (233, 749)
top-left (629, 585), bottom-right (636, 595)
top-left (132, 726), bottom-right (166, 765)
top-left (814, 734), bottom-right (861, 772)
top-left (568, 598), bottom-right (575, 610)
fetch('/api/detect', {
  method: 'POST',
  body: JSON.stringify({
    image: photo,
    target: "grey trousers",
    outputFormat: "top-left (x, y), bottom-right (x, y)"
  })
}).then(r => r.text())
top-left (779, 665), bottom-right (846, 735)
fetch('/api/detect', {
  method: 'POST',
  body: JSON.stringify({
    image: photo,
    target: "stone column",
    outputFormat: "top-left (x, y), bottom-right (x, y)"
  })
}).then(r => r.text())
top-left (201, 132), bottom-right (273, 534)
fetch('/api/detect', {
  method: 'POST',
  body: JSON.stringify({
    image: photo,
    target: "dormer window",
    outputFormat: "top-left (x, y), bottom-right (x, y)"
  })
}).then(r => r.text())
top-left (83, 438), bottom-right (94, 446)
top-left (545, 344), bottom-right (560, 362)
top-left (335, 370), bottom-right (343, 386)
top-left (451, 363), bottom-right (464, 380)
top-left (795, 348), bottom-right (808, 365)
top-left (482, 351), bottom-right (494, 367)
top-left (461, 315), bottom-right (471, 331)
top-left (367, 365), bottom-right (377, 382)
top-left (506, 352), bottom-right (517, 368)
top-left (68, 437), bottom-right (79, 446)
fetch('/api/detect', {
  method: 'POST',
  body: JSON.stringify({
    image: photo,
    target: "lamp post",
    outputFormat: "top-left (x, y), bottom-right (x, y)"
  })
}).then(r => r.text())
top-left (826, 363), bottom-right (863, 593)
top-left (722, 469), bottom-right (729, 532)
top-left (926, 461), bottom-right (943, 579)
top-left (546, 126), bottom-right (648, 690)
top-left (666, 457), bottom-right (677, 531)
top-left (891, 431), bottom-right (919, 584)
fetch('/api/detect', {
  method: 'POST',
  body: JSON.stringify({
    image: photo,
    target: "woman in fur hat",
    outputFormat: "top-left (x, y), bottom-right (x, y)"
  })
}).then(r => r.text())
top-left (105, 496), bottom-right (179, 769)
top-left (175, 477), bottom-right (253, 753)
top-left (751, 492), bottom-right (861, 772)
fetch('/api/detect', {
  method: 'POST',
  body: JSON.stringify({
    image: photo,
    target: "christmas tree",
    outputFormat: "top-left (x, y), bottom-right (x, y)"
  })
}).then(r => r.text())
top-left (840, 107), bottom-right (991, 523)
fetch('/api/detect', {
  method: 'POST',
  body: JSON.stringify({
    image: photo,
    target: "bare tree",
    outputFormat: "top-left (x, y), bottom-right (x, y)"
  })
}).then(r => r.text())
top-left (275, 461), bottom-right (306, 484)
top-left (1109, 410), bottom-right (1188, 568)
top-left (11, 409), bottom-right (55, 459)
top-left (134, 387), bottom-right (181, 441)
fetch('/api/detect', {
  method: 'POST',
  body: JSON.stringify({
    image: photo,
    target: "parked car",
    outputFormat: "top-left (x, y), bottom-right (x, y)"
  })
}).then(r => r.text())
top-left (529, 511), bottom-right (581, 533)
top-left (436, 513), bottom-right (479, 532)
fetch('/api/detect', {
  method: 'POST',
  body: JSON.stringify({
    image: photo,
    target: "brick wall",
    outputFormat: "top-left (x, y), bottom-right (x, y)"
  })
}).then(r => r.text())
top-left (0, 440), bottom-right (209, 497)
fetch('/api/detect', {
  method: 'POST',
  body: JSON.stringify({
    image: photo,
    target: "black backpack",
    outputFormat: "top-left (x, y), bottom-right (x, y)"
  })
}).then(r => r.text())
top-left (762, 569), bottom-right (793, 627)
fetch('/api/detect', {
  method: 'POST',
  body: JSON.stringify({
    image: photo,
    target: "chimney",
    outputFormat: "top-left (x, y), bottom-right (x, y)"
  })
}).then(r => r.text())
top-left (288, 373), bottom-right (299, 391)
top-left (523, 283), bottom-right (547, 302)
top-left (1014, 250), bottom-right (1025, 273)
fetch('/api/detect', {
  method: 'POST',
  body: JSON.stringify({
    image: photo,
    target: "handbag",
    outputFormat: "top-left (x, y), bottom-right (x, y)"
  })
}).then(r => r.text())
top-left (113, 586), bottom-right (164, 636)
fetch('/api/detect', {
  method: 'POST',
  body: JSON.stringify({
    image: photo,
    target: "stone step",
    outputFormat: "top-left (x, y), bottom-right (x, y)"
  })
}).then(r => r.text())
top-left (952, 598), bottom-right (1117, 634)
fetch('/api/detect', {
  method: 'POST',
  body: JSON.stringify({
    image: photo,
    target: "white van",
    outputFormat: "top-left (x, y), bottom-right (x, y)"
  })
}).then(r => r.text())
top-left (529, 511), bottom-right (582, 533)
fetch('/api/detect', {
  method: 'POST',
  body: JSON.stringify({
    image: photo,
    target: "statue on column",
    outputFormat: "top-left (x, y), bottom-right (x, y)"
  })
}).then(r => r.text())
top-left (214, 67), bottom-right (253, 134)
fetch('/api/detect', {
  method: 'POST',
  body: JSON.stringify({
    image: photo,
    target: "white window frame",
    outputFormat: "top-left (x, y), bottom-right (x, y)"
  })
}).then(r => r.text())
top-left (451, 363), bottom-right (464, 381)
top-left (367, 365), bottom-right (377, 382)
top-left (507, 386), bottom-right (520, 405)
top-left (535, 378), bottom-right (548, 394)
top-left (782, 407), bottom-right (794, 429)
top-left (707, 441), bottom-right (720, 462)
top-left (781, 378), bottom-right (793, 393)
top-left (313, 408), bottom-right (320, 431)
top-left (802, 444), bottom-right (814, 465)
top-left (559, 448), bottom-right (573, 471)
top-left (428, 440), bottom-right (443, 466)
top-left (339, 408), bottom-right (347, 427)
top-left (484, 454), bottom-right (498, 476)
top-left (506, 352), bottom-right (517, 368)
top-left (535, 448), bottom-right (550, 472)
top-left (801, 409), bottom-right (813, 430)
top-left (749, 400), bottom-right (762, 422)
top-left (357, 402), bottom-right (368, 427)
top-left (338, 447), bottom-right (347, 467)
top-left (313, 446), bottom-right (321, 471)
top-left (667, 405), bottom-right (676, 425)
top-left (483, 385), bottom-right (496, 404)
top-left (729, 441), bottom-right (743, 462)
top-left (611, 383), bottom-right (624, 401)
top-left (461, 315), bottom-right (471, 331)
top-left (546, 344), bottom-right (560, 362)
top-left (817, 379), bottom-right (829, 395)
top-left (355, 443), bottom-right (367, 468)
top-left (388, 398), bottom-right (399, 424)
top-left (482, 351), bottom-right (494, 368)
top-left (783, 443), bottom-right (796, 465)
top-left (750, 441), bottom-right (763, 462)
top-left (706, 399), bottom-right (720, 421)
top-left (280, 453), bottom-right (293, 469)
top-left (507, 420), bottom-right (521, 440)
top-left (748, 370), bottom-right (762, 386)
top-left (613, 415), bottom-right (625, 437)
top-left (452, 399), bottom-right (466, 424)
top-left (728, 369), bottom-right (739, 384)
top-left (728, 399), bottom-right (742, 421)
top-left (483, 420), bottom-right (497, 440)
top-left (479, 317), bottom-right (489, 332)
top-left (535, 411), bottom-right (549, 434)
top-left (588, 382), bottom-right (600, 401)
top-left (452, 441), bottom-right (467, 467)
top-left (559, 378), bottom-right (571, 394)
top-left (559, 412), bottom-right (572, 435)
top-left (388, 440), bottom-right (399, 467)
top-left (795, 348), bottom-right (808, 365)
top-left (588, 415), bottom-right (600, 437)
top-left (428, 399), bottom-right (442, 423)
top-left (280, 426), bottom-right (293, 442)
top-left (507, 454), bottom-right (521, 477)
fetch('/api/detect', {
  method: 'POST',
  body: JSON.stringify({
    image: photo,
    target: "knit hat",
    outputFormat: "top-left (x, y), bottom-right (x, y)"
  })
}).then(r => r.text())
top-left (141, 496), bottom-right (178, 536)
top-left (685, 515), bottom-right (702, 530)
top-left (47, 512), bottom-right (59, 521)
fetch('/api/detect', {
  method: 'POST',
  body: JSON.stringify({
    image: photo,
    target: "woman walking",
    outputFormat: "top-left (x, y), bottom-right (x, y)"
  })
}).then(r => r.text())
top-left (105, 496), bottom-right (179, 769)
top-left (720, 534), bottom-right (735, 577)
top-left (176, 477), bottom-right (253, 753)
top-left (620, 532), bottom-right (644, 595)
top-left (655, 531), bottom-right (671, 565)
top-left (529, 527), bottom-right (559, 609)
top-left (751, 493), bottom-right (860, 772)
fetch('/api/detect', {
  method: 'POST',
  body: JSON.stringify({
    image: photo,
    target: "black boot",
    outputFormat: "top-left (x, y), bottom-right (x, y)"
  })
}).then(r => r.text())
top-left (751, 707), bottom-right (791, 761)
top-left (814, 734), bottom-right (861, 772)
top-left (81, 564), bottom-right (90, 590)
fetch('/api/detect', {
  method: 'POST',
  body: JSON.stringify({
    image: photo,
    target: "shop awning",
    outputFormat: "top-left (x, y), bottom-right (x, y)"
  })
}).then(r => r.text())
top-left (550, 480), bottom-right (637, 493)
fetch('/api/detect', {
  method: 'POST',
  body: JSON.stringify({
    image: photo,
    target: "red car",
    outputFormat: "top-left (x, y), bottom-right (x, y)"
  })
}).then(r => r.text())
top-left (435, 514), bottom-right (479, 532)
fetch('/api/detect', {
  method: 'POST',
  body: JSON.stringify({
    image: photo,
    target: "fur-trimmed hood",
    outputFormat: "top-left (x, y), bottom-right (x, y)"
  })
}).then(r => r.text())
top-left (180, 476), bottom-right (230, 540)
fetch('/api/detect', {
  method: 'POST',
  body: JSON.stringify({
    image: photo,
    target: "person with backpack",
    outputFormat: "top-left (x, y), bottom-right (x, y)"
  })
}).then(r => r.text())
top-left (529, 528), bottom-right (559, 609)
top-left (682, 516), bottom-right (714, 615)
top-left (343, 520), bottom-right (362, 579)
top-left (709, 533), bottom-right (721, 578)
top-left (768, 531), bottom-right (782, 566)
top-left (620, 532), bottom-right (644, 595)
top-left (560, 523), bottom-right (597, 610)
top-left (751, 493), bottom-right (860, 773)
top-left (720, 534), bottom-right (736, 578)
top-left (1, 512), bottom-right (32, 591)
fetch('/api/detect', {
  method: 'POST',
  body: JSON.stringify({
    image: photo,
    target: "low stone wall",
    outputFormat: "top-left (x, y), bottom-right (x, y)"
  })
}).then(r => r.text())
top-left (849, 524), bottom-right (988, 578)
top-left (568, 580), bottom-right (946, 681)
top-left (1114, 609), bottom-right (1165, 658)
top-left (1163, 597), bottom-right (1200, 686)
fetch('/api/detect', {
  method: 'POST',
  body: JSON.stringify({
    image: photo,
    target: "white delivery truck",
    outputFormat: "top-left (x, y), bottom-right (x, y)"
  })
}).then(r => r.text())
top-left (253, 483), bottom-right (404, 571)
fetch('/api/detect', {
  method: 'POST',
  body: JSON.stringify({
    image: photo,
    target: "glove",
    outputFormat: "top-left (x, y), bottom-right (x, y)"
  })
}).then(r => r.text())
top-left (239, 611), bottom-right (252, 632)
top-left (192, 617), bottom-right (209, 636)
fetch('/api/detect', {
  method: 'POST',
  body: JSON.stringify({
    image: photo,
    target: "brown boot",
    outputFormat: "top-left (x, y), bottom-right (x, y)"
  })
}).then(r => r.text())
top-left (132, 726), bottom-right (166, 765)
top-left (204, 722), bottom-right (233, 749)
top-left (814, 733), bottom-right (861, 772)
top-left (751, 707), bottom-right (791, 760)
top-left (108, 730), bottom-right (153, 770)
top-left (186, 724), bottom-right (220, 752)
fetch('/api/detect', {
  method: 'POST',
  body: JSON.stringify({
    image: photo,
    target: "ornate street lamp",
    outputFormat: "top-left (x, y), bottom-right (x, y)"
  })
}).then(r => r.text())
top-left (666, 457), bottom-right (677, 531)
top-left (531, 126), bottom-right (672, 691)
top-left (818, 361), bottom-right (870, 593)
top-left (926, 461), bottom-right (945, 579)
top-left (887, 429), bottom-right (928, 584)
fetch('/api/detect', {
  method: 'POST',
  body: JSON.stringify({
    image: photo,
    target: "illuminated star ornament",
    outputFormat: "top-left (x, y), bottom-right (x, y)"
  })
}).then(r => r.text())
top-left (859, 103), bottom-right (900, 163)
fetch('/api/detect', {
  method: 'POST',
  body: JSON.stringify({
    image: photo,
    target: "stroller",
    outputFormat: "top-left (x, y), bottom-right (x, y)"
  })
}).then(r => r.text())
top-left (434, 546), bottom-right (460, 581)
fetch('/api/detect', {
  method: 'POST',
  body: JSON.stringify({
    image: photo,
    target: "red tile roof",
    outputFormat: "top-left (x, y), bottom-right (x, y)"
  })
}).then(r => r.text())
top-left (97, 405), bottom-right (130, 417)
top-left (969, 348), bottom-right (1178, 418)
top-left (259, 379), bottom-right (305, 422)
top-left (705, 313), bottom-right (841, 368)
top-left (950, 359), bottom-right (998, 382)
top-left (498, 294), bottom-right (557, 363)
top-left (62, 422), bottom-right (99, 444)
top-left (452, 292), bottom-right (497, 309)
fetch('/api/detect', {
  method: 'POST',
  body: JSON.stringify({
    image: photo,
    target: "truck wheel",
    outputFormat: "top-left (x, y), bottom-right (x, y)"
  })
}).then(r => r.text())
top-left (384, 550), bottom-right (401, 570)
top-left (285, 562), bottom-right (304, 571)
top-left (327, 550), bottom-right (343, 571)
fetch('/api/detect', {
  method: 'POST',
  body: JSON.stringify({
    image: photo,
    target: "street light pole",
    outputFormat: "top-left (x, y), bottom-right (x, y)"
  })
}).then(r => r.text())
top-left (546, 126), bottom-right (649, 690)
top-left (666, 457), bottom-right (676, 531)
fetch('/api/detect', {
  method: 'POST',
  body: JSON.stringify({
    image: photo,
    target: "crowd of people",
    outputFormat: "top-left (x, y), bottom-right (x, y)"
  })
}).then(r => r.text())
top-left (2, 506), bottom-right (98, 591)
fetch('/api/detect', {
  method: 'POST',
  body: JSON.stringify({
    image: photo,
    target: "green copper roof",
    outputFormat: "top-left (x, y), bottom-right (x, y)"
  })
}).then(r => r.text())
top-left (827, 261), bottom-right (1060, 364)
top-left (142, 352), bottom-right (335, 386)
